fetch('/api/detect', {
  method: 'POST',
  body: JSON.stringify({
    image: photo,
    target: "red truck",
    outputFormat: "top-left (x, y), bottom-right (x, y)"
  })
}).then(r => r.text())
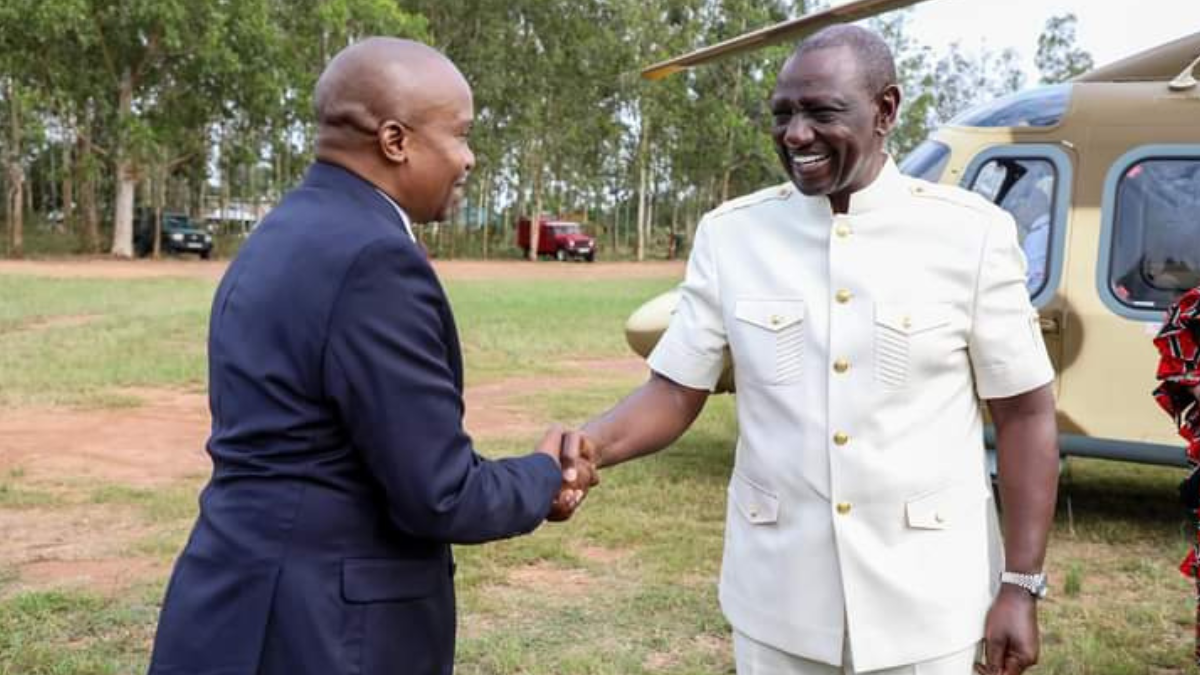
top-left (516, 217), bottom-right (597, 262)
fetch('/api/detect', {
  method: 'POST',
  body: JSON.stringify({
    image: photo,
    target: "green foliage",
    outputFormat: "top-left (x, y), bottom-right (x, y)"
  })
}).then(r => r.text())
top-left (1036, 13), bottom-right (1094, 85)
top-left (2, 1), bottom-right (1069, 259)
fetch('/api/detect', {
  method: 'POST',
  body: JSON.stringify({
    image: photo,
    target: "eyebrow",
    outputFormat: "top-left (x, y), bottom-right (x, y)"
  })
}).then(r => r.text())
top-left (770, 95), bottom-right (849, 110)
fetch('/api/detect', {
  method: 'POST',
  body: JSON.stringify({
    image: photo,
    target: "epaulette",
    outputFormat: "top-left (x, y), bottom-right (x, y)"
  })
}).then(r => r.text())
top-left (707, 183), bottom-right (795, 220)
top-left (904, 178), bottom-right (996, 215)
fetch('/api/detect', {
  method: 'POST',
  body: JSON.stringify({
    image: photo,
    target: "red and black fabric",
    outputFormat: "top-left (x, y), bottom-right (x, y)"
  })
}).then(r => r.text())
top-left (1153, 287), bottom-right (1200, 666)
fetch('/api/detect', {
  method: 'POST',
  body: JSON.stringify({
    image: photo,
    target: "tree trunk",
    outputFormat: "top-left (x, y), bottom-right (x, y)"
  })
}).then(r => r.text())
top-left (636, 159), bottom-right (648, 263)
top-left (528, 160), bottom-right (543, 262)
top-left (481, 171), bottom-right (491, 260)
top-left (110, 68), bottom-right (136, 258)
top-left (78, 125), bottom-right (100, 254)
top-left (153, 164), bottom-right (166, 258)
top-left (61, 138), bottom-right (74, 232)
top-left (612, 192), bottom-right (620, 256)
top-left (635, 112), bottom-right (651, 263)
top-left (5, 79), bottom-right (24, 258)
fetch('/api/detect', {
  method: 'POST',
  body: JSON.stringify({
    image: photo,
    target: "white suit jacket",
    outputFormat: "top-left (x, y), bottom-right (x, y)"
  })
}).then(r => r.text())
top-left (647, 158), bottom-right (1054, 671)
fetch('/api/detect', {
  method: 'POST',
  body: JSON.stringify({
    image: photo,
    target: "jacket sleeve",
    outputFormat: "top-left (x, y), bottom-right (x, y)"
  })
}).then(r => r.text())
top-left (323, 238), bottom-right (561, 544)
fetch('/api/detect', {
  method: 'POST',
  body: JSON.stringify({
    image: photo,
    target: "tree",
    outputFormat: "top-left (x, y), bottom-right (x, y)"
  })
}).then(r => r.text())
top-left (931, 42), bottom-right (1025, 125)
top-left (1036, 13), bottom-right (1093, 84)
top-left (871, 11), bottom-right (935, 159)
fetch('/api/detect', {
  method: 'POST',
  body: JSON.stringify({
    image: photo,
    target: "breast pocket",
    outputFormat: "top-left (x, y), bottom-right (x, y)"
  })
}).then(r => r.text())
top-left (731, 299), bottom-right (806, 386)
top-left (874, 303), bottom-right (952, 389)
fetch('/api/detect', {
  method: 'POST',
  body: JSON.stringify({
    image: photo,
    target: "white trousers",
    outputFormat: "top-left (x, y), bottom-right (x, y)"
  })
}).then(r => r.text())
top-left (733, 631), bottom-right (979, 675)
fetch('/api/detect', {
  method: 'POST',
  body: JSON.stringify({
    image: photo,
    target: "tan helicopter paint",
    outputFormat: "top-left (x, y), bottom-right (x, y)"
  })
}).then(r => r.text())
top-left (626, 5), bottom-right (1200, 465)
top-left (927, 74), bottom-right (1200, 448)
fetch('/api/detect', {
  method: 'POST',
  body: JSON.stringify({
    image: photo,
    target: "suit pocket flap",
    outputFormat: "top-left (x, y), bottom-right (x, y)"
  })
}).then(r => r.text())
top-left (875, 303), bottom-right (951, 335)
top-left (342, 558), bottom-right (443, 604)
top-left (905, 483), bottom-right (990, 530)
top-left (730, 471), bottom-right (780, 524)
top-left (735, 299), bottom-right (805, 332)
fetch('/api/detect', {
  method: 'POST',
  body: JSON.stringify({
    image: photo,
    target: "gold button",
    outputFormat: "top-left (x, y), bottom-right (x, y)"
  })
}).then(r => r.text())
top-left (835, 289), bottom-right (853, 304)
top-left (902, 315), bottom-right (913, 330)
top-left (769, 314), bottom-right (783, 327)
top-left (835, 225), bottom-right (851, 238)
top-left (836, 502), bottom-right (852, 515)
top-left (833, 431), bottom-right (850, 446)
top-left (833, 359), bottom-right (850, 374)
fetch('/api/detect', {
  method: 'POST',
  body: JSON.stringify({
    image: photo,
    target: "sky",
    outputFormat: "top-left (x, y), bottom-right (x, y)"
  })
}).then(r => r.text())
top-left (886, 0), bottom-right (1197, 81)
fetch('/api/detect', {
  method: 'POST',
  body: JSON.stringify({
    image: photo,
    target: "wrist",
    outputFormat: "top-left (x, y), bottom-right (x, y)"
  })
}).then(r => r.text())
top-left (538, 448), bottom-right (561, 470)
top-left (1000, 570), bottom-right (1048, 600)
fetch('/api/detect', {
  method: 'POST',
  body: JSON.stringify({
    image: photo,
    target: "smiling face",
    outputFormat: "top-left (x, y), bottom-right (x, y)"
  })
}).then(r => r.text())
top-left (396, 84), bottom-right (476, 224)
top-left (770, 44), bottom-right (899, 213)
top-left (377, 71), bottom-right (476, 224)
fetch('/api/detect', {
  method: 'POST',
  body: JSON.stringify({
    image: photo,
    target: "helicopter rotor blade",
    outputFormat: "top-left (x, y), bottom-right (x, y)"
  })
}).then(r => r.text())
top-left (641, 0), bottom-right (936, 81)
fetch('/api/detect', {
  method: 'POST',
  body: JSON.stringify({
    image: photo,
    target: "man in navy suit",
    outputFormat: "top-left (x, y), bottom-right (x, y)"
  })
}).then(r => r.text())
top-left (148, 38), bottom-right (595, 675)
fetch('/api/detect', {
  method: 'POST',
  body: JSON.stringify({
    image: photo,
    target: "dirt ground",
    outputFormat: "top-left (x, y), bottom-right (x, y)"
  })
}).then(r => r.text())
top-left (0, 257), bottom-right (684, 282)
top-left (0, 259), bottom-right (653, 595)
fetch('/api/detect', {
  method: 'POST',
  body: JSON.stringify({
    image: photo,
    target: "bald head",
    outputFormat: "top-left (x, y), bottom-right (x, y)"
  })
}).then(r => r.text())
top-left (314, 38), bottom-right (476, 224)
top-left (791, 25), bottom-right (896, 96)
top-left (315, 38), bottom-right (469, 139)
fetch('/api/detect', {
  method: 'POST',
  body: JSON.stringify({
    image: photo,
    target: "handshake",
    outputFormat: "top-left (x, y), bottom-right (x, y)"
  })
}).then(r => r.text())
top-left (535, 425), bottom-right (601, 523)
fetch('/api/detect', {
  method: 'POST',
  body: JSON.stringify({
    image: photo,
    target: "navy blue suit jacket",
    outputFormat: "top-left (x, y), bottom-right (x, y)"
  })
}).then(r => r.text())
top-left (148, 162), bottom-right (561, 675)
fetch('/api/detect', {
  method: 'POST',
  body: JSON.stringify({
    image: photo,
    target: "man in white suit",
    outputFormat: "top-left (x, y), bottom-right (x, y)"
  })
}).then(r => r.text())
top-left (563, 25), bottom-right (1058, 675)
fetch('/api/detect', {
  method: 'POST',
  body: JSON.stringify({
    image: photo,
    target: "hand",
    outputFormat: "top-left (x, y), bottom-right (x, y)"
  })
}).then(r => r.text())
top-left (977, 585), bottom-right (1039, 675)
top-left (546, 429), bottom-right (600, 522)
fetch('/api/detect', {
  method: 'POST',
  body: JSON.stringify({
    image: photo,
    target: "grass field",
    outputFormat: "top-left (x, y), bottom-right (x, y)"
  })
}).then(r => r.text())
top-left (0, 270), bottom-right (1194, 674)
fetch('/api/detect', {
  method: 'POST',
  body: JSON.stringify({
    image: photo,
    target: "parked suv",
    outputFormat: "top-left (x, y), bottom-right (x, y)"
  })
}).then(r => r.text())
top-left (134, 209), bottom-right (213, 259)
top-left (516, 217), bottom-right (596, 262)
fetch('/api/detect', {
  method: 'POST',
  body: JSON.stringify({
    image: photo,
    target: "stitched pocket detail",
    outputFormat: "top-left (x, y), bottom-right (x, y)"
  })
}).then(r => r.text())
top-left (874, 303), bottom-right (951, 389)
top-left (733, 299), bottom-right (806, 385)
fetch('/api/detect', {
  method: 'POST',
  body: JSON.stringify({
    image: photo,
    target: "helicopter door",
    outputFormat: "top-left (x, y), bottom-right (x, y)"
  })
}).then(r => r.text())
top-left (961, 145), bottom-right (1073, 389)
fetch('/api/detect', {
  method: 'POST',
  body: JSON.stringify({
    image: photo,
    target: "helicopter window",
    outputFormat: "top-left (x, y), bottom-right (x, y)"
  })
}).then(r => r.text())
top-left (1109, 158), bottom-right (1200, 310)
top-left (950, 84), bottom-right (1071, 129)
top-left (968, 157), bottom-right (1056, 297)
top-left (899, 140), bottom-right (951, 182)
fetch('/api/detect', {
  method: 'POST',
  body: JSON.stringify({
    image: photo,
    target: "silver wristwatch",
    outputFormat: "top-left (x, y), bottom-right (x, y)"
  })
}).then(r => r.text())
top-left (1000, 571), bottom-right (1048, 599)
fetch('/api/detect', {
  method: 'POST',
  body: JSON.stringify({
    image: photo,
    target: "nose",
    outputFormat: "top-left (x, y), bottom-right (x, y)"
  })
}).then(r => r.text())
top-left (463, 144), bottom-right (476, 174)
top-left (784, 116), bottom-right (815, 148)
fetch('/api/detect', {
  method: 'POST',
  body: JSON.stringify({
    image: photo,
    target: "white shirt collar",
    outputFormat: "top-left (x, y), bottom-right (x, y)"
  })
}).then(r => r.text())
top-left (373, 189), bottom-right (417, 243)
top-left (842, 155), bottom-right (907, 216)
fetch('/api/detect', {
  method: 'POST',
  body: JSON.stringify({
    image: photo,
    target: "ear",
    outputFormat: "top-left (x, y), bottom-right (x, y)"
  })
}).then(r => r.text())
top-left (378, 120), bottom-right (409, 165)
top-left (875, 84), bottom-right (902, 136)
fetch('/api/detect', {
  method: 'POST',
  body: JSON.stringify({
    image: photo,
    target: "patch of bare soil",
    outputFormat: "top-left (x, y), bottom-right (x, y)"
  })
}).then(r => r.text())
top-left (17, 557), bottom-right (167, 596)
top-left (0, 389), bottom-right (212, 487)
top-left (0, 357), bottom-right (647, 594)
top-left (0, 257), bottom-right (227, 281)
top-left (464, 357), bottom-right (647, 443)
top-left (0, 502), bottom-right (162, 597)
top-left (7, 314), bottom-right (102, 335)
top-left (0, 258), bottom-right (683, 283)
top-left (506, 560), bottom-right (594, 597)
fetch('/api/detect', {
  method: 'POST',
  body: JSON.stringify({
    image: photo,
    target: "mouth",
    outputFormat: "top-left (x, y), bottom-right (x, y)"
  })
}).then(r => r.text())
top-left (791, 152), bottom-right (832, 173)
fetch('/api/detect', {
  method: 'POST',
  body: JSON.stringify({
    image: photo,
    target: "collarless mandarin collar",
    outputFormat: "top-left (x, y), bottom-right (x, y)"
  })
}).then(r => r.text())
top-left (844, 155), bottom-right (906, 216)
top-left (794, 155), bottom-right (907, 218)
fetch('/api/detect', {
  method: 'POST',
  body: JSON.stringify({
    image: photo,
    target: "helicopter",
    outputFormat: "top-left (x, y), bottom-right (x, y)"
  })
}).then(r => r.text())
top-left (624, 0), bottom-right (1200, 468)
